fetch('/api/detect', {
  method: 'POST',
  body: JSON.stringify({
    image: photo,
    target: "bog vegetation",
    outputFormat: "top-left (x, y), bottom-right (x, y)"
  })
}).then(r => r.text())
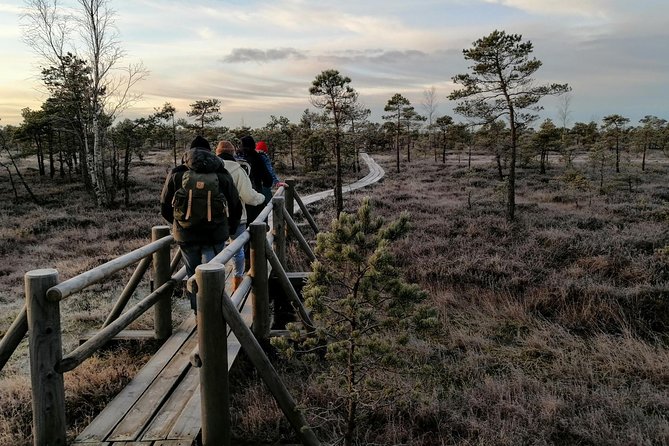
top-left (2, 116), bottom-right (668, 444)
top-left (0, 12), bottom-right (668, 444)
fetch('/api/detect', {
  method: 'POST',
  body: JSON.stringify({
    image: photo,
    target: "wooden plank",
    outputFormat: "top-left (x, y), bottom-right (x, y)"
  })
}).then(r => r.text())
top-left (80, 329), bottom-right (156, 344)
top-left (167, 300), bottom-right (253, 441)
top-left (71, 442), bottom-right (110, 446)
top-left (166, 383), bottom-right (201, 440)
top-left (166, 332), bottom-right (244, 441)
top-left (111, 442), bottom-right (152, 446)
top-left (107, 330), bottom-right (199, 441)
top-left (75, 317), bottom-right (196, 443)
top-left (140, 365), bottom-right (200, 441)
top-left (153, 440), bottom-right (194, 446)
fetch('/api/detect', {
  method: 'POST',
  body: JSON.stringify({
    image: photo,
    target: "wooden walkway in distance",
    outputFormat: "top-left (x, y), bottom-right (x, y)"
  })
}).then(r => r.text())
top-left (73, 295), bottom-right (253, 446)
top-left (300, 152), bottom-right (385, 205)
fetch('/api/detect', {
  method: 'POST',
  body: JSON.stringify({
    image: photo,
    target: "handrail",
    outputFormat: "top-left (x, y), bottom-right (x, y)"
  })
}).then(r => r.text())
top-left (0, 306), bottom-right (28, 371)
top-left (283, 206), bottom-right (316, 262)
top-left (294, 190), bottom-right (320, 234)
top-left (102, 256), bottom-right (152, 327)
top-left (57, 280), bottom-right (176, 373)
top-left (46, 234), bottom-right (173, 302)
top-left (20, 177), bottom-right (353, 445)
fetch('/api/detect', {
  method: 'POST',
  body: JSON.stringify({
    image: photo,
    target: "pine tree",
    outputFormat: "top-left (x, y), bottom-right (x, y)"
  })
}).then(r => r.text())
top-left (274, 198), bottom-right (436, 446)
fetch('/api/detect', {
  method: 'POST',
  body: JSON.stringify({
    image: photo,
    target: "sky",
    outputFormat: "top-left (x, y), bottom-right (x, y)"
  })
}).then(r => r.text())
top-left (0, 0), bottom-right (668, 129)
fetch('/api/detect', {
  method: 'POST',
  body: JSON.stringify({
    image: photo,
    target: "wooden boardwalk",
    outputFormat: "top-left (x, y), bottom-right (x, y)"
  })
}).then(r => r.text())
top-left (73, 294), bottom-right (253, 446)
top-left (69, 154), bottom-right (385, 446)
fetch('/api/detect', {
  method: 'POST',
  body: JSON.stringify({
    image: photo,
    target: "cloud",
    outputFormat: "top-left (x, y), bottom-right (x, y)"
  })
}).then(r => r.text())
top-left (222, 47), bottom-right (307, 63)
top-left (481, 0), bottom-right (611, 18)
top-left (318, 49), bottom-right (429, 65)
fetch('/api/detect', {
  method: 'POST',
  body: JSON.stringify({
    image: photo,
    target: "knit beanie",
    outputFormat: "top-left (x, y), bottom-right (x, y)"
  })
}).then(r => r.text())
top-left (256, 141), bottom-right (268, 153)
top-left (240, 135), bottom-right (256, 151)
top-left (190, 135), bottom-right (211, 151)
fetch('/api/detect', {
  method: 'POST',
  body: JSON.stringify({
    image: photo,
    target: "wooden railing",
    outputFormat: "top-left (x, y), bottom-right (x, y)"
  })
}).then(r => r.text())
top-left (0, 180), bottom-right (322, 446)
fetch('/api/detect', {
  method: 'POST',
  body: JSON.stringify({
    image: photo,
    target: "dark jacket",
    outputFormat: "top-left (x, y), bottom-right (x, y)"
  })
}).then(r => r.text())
top-left (238, 148), bottom-right (273, 193)
top-left (160, 148), bottom-right (242, 244)
top-left (237, 148), bottom-right (273, 223)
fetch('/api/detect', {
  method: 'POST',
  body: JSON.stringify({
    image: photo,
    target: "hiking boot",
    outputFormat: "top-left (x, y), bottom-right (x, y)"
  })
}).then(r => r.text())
top-left (232, 276), bottom-right (243, 293)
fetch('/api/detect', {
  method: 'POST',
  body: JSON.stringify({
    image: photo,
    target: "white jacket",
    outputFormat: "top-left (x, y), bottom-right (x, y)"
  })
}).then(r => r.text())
top-left (222, 159), bottom-right (265, 224)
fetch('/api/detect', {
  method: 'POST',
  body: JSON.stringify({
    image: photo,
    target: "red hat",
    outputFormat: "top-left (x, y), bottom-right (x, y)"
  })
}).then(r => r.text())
top-left (256, 140), bottom-right (268, 153)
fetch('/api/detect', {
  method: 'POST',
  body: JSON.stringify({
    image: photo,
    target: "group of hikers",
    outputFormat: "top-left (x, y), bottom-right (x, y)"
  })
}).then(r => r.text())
top-left (160, 135), bottom-right (286, 313)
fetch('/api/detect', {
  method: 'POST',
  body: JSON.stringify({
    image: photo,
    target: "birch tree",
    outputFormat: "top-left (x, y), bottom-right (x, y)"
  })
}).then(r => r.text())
top-left (421, 86), bottom-right (439, 162)
top-left (22, 0), bottom-right (147, 207)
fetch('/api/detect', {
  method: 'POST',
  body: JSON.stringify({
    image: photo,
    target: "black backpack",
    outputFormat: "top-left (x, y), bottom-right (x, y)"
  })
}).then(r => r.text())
top-left (172, 170), bottom-right (228, 228)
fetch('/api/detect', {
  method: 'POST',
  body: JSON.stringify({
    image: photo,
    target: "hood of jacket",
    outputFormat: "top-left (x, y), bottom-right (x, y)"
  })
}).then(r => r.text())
top-left (183, 148), bottom-right (222, 173)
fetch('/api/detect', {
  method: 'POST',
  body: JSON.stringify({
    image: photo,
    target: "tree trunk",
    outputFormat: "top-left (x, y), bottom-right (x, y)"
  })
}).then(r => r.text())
top-left (124, 140), bottom-right (131, 206)
top-left (91, 114), bottom-right (110, 207)
top-left (441, 131), bottom-right (447, 164)
top-left (395, 115), bottom-right (400, 173)
top-left (540, 150), bottom-right (546, 174)
top-left (334, 114), bottom-right (343, 217)
top-left (406, 130), bottom-right (411, 163)
top-left (290, 137), bottom-right (295, 171)
top-left (4, 146), bottom-right (40, 204)
top-left (57, 131), bottom-right (65, 178)
top-left (35, 135), bottom-right (45, 177)
top-left (1, 162), bottom-right (18, 199)
top-left (48, 131), bottom-right (55, 178)
top-left (642, 143), bottom-right (647, 171)
top-left (506, 118), bottom-right (518, 222)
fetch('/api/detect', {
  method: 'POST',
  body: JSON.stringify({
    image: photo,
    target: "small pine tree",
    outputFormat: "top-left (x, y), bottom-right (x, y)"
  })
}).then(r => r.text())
top-left (273, 198), bottom-right (436, 446)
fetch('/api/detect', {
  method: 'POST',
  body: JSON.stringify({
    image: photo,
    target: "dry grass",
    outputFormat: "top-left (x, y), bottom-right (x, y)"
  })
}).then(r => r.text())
top-left (237, 150), bottom-right (669, 445)
top-left (0, 346), bottom-right (152, 446)
top-left (0, 149), bottom-right (188, 443)
top-left (1, 147), bottom-right (668, 445)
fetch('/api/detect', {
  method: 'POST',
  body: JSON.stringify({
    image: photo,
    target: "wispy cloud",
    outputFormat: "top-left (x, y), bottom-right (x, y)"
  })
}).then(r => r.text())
top-left (222, 47), bottom-right (307, 63)
top-left (482, 0), bottom-right (612, 18)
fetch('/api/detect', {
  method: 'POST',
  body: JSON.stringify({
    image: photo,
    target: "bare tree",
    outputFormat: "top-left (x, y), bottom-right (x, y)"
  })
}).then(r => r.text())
top-left (421, 86), bottom-right (439, 162)
top-left (557, 91), bottom-right (573, 131)
top-left (22, 0), bottom-right (147, 207)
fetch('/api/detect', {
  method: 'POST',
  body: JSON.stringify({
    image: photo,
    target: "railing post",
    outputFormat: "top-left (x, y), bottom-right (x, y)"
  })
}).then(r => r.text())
top-left (272, 196), bottom-right (287, 268)
top-left (25, 268), bottom-right (66, 446)
top-left (249, 222), bottom-right (270, 342)
top-left (152, 225), bottom-right (172, 339)
top-left (195, 263), bottom-right (230, 446)
top-left (285, 179), bottom-right (295, 219)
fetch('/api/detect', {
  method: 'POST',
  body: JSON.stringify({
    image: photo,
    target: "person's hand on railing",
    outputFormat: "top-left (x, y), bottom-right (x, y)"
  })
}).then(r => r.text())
top-left (275, 181), bottom-right (288, 188)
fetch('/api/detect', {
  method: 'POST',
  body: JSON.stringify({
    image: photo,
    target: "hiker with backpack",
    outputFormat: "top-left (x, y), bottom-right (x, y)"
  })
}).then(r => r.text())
top-left (215, 140), bottom-right (266, 292)
top-left (160, 135), bottom-right (242, 313)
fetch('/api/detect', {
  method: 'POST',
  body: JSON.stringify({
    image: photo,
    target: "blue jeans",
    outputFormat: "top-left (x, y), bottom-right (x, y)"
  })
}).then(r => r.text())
top-left (180, 241), bottom-right (226, 311)
top-left (226, 223), bottom-right (247, 278)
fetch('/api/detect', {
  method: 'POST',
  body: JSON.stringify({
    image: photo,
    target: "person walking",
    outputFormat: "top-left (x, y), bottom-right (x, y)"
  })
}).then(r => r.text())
top-left (238, 135), bottom-right (273, 223)
top-left (215, 140), bottom-right (265, 291)
top-left (160, 135), bottom-right (242, 313)
top-left (255, 140), bottom-right (287, 202)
